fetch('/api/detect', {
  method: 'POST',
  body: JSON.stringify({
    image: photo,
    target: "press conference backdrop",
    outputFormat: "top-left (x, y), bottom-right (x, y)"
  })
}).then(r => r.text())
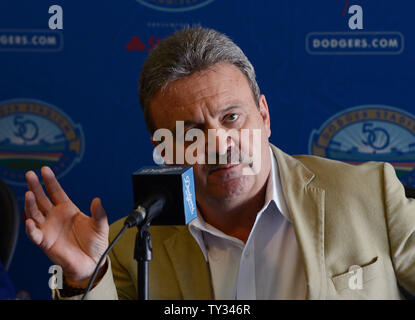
top-left (0, 0), bottom-right (414, 299)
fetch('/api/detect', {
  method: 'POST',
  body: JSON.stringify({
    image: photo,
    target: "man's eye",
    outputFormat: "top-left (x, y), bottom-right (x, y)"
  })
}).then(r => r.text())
top-left (225, 113), bottom-right (239, 122)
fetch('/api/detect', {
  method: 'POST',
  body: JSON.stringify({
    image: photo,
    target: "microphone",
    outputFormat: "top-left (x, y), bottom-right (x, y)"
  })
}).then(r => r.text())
top-left (124, 193), bottom-right (167, 228)
top-left (131, 165), bottom-right (197, 225)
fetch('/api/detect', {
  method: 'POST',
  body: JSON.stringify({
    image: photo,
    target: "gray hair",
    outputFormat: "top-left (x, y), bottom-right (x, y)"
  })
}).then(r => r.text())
top-left (138, 26), bottom-right (261, 134)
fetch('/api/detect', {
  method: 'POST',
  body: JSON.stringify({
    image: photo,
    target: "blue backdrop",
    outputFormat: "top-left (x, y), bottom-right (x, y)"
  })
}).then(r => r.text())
top-left (1, 0), bottom-right (414, 299)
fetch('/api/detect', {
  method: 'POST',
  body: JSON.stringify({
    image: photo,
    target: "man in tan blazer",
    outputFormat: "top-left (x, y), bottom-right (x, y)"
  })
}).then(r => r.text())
top-left (24, 27), bottom-right (415, 300)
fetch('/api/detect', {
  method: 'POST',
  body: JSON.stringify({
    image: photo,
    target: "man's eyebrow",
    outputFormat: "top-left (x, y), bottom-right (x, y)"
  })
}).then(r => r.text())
top-left (217, 104), bottom-right (243, 116)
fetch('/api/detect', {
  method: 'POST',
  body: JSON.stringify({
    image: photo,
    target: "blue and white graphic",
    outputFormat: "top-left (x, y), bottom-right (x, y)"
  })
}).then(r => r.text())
top-left (181, 167), bottom-right (197, 224)
top-left (0, 29), bottom-right (63, 52)
top-left (309, 105), bottom-right (415, 186)
top-left (306, 32), bottom-right (404, 55)
top-left (0, 99), bottom-right (84, 186)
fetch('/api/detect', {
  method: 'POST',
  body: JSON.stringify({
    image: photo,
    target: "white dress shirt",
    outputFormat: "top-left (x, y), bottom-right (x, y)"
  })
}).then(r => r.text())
top-left (188, 147), bottom-right (307, 299)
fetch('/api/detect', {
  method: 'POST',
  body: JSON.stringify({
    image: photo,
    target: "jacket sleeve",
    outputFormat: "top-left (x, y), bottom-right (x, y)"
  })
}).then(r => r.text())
top-left (52, 244), bottom-right (136, 300)
top-left (52, 257), bottom-right (118, 300)
top-left (52, 218), bottom-right (137, 300)
top-left (383, 162), bottom-right (415, 295)
top-left (107, 240), bottom-right (137, 300)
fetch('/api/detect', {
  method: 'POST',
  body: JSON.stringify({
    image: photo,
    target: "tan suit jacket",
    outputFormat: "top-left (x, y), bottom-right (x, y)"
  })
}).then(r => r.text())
top-left (56, 144), bottom-right (415, 299)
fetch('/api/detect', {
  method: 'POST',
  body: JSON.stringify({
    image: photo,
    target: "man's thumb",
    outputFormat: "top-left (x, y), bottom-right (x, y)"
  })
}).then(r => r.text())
top-left (90, 197), bottom-right (108, 230)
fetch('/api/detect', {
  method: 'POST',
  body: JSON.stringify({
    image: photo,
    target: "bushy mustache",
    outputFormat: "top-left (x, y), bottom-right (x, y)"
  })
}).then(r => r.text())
top-left (204, 146), bottom-right (252, 171)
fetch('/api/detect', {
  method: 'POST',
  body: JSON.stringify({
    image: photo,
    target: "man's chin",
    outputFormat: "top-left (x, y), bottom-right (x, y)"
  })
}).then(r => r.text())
top-left (204, 174), bottom-right (254, 201)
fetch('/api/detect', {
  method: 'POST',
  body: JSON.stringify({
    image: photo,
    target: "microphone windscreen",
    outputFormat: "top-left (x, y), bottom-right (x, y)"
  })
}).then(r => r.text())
top-left (132, 166), bottom-right (197, 225)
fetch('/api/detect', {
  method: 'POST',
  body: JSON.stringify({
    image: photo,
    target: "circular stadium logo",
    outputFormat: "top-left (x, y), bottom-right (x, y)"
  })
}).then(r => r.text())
top-left (309, 105), bottom-right (415, 186)
top-left (0, 99), bottom-right (84, 186)
top-left (136, 0), bottom-right (214, 12)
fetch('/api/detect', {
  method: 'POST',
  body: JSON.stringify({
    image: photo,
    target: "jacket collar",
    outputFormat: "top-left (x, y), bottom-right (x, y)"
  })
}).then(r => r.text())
top-left (271, 144), bottom-right (327, 299)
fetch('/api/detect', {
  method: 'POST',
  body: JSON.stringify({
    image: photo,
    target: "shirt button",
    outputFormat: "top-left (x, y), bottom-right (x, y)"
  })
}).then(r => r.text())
top-left (244, 250), bottom-right (250, 258)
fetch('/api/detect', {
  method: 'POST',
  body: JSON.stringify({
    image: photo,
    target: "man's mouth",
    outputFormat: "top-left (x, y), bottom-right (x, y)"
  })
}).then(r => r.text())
top-left (208, 163), bottom-right (241, 174)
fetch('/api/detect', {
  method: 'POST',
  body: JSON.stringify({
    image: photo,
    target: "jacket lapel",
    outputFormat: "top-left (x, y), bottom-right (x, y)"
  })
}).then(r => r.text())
top-left (162, 146), bottom-right (327, 300)
top-left (271, 144), bottom-right (327, 299)
top-left (163, 227), bottom-right (213, 299)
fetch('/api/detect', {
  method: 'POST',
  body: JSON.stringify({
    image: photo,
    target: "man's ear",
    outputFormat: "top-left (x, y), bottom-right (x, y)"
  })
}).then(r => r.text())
top-left (258, 94), bottom-right (271, 138)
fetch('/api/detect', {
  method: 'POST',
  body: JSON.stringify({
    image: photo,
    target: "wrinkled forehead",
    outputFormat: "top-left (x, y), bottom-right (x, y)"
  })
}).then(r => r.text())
top-left (148, 63), bottom-right (255, 130)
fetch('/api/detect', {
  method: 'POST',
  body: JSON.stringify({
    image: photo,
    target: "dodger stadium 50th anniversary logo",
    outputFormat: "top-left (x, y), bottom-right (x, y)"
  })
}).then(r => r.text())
top-left (0, 99), bottom-right (84, 186)
top-left (309, 105), bottom-right (415, 186)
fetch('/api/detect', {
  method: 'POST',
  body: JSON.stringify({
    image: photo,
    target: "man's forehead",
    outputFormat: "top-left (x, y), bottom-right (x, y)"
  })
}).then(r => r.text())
top-left (161, 64), bottom-right (246, 100)
top-left (149, 63), bottom-right (252, 126)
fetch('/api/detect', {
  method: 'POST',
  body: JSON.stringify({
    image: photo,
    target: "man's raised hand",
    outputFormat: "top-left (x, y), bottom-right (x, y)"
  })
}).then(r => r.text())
top-left (24, 166), bottom-right (109, 288)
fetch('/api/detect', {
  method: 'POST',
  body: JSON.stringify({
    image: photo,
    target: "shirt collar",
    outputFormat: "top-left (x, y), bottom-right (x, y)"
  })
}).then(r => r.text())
top-left (267, 145), bottom-right (289, 220)
top-left (188, 145), bottom-right (290, 258)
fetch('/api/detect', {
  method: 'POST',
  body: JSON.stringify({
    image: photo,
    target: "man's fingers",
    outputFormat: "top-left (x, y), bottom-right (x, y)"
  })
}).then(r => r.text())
top-left (25, 218), bottom-right (44, 247)
top-left (25, 191), bottom-right (46, 225)
top-left (41, 166), bottom-right (71, 204)
top-left (90, 198), bottom-right (108, 231)
top-left (25, 170), bottom-right (53, 214)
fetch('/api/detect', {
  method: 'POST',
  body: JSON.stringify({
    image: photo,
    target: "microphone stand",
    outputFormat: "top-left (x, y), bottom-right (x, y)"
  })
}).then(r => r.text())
top-left (134, 221), bottom-right (152, 300)
top-left (82, 194), bottom-right (165, 301)
top-left (131, 195), bottom-right (166, 300)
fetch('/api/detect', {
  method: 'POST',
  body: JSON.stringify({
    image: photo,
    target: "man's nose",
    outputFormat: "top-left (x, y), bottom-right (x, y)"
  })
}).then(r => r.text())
top-left (205, 127), bottom-right (237, 162)
top-left (218, 130), bottom-right (236, 154)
